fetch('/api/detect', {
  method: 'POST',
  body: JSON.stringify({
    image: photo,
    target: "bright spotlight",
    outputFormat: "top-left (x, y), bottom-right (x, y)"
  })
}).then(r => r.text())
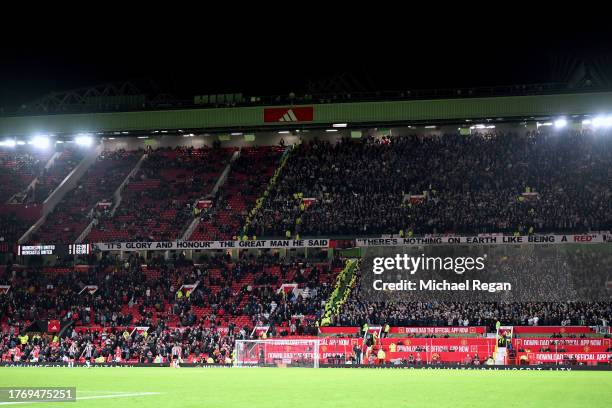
top-left (0, 139), bottom-right (16, 147)
top-left (30, 135), bottom-right (50, 149)
top-left (592, 116), bottom-right (612, 128)
top-left (75, 134), bottom-right (93, 146)
top-left (554, 118), bottom-right (567, 129)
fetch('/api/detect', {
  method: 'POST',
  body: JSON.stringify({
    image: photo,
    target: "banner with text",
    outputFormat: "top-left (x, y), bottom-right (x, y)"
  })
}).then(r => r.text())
top-left (391, 326), bottom-right (487, 335)
top-left (93, 239), bottom-right (330, 252)
top-left (357, 234), bottom-right (607, 247)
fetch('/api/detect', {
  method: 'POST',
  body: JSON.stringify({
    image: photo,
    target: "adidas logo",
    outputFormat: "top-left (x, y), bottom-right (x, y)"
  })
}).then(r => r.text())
top-left (279, 109), bottom-right (299, 122)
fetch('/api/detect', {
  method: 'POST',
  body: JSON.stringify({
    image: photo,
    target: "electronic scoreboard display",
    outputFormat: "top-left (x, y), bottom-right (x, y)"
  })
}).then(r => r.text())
top-left (17, 244), bottom-right (62, 256)
top-left (68, 244), bottom-right (91, 255)
top-left (17, 244), bottom-right (91, 256)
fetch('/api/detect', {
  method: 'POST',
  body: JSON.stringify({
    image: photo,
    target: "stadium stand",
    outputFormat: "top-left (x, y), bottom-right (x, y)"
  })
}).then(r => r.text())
top-left (1, 129), bottom-right (611, 367)
top-left (189, 146), bottom-right (285, 241)
top-left (0, 213), bottom-right (21, 245)
top-left (246, 129), bottom-right (612, 237)
top-left (87, 146), bottom-right (235, 242)
top-left (29, 149), bottom-right (142, 244)
top-left (0, 253), bottom-right (344, 363)
top-left (27, 147), bottom-right (85, 203)
top-left (0, 148), bottom-right (51, 203)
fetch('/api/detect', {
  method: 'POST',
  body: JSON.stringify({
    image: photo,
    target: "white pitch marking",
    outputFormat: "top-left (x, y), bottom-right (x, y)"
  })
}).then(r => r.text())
top-left (0, 392), bottom-right (161, 405)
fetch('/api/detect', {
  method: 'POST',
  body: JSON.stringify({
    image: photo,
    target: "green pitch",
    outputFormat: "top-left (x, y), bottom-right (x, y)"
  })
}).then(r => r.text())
top-left (1, 367), bottom-right (611, 408)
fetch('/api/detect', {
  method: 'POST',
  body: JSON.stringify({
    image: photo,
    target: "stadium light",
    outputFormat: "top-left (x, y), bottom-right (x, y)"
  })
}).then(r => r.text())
top-left (29, 135), bottom-right (50, 149)
top-left (592, 115), bottom-right (612, 128)
top-left (16, 141), bottom-right (26, 145)
top-left (332, 123), bottom-right (348, 128)
top-left (137, 136), bottom-right (148, 139)
top-left (231, 132), bottom-right (243, 136)
top-left (582, 119), bottom-right (592, 125)
top-left (554, 118), bottom-right (567, 129)
top-left (278, 131), bottom-right (290, 134)
top-left (0, 139), bottom-right (16, 147)
top-left (325, 129), bottom-right (338, 132)
top-left (75, 134), bottom-right (93, 146)
top-left (537, 122), bottom-right (553, 128)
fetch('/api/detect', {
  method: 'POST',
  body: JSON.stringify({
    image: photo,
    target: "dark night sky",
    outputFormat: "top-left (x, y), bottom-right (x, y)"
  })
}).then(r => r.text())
top-left (2, 29), bottom-right (612, 110)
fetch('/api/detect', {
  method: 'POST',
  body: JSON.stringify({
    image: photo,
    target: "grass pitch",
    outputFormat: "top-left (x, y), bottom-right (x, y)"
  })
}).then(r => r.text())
top-left (1, 367), bottom-right (611, 408)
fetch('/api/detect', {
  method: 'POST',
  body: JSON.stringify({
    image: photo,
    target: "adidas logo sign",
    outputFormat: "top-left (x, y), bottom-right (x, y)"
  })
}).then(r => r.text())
top-left (279, 109), bottom-right (299, 122)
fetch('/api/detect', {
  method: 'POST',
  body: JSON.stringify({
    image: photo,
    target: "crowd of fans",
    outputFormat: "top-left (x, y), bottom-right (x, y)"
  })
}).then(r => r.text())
top-left (3, 129), bottom-right (611, 245)
top-left (247, 129), bottom-right (612, 237)
top-left (0, 251), bottom-right (341, 362)
top-left (190, 146), bottom-right (284, 241)
top-left (2, 130), bottom-right (612, 365)
top-left (0, 322), bottom-right (238, 364)
top-left (336, 299), bottom-right (612, 332)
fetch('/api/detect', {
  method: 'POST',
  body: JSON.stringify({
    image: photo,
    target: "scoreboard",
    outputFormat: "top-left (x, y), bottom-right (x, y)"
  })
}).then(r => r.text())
top-left (17, 244), bottom-right (61, 256)
top-left (68, 244), bottom-right (91, 255)
top-left (17, 244), bottom-right (91, 256)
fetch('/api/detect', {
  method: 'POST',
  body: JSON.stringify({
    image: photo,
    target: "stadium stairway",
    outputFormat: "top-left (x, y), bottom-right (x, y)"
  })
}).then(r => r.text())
top-left (18, 144), bottom-right (103, 243)
top-left (181, 149), bottom-right (240, 240)
top-left (76, 152), bottom-right (148, 243)
top-left (240, 146), bottom-right (292, 238)
top-left (188, 146), bottom-right (284, 241)
top-left (6, 151), bottom-right (60, 203)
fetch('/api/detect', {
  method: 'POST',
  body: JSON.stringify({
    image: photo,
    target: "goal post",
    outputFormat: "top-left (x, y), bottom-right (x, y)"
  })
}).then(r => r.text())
top-left (234, 339), bottom-right (321, 368)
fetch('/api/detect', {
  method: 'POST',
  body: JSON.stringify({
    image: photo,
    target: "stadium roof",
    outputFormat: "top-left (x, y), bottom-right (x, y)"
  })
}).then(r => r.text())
top-left (1, 90), bottom-right (612, 136)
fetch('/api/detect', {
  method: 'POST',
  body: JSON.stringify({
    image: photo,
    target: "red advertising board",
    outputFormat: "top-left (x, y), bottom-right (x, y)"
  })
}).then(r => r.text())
top-left (513, 326), bottom-right (595, 334)
top-left (517, 352), bottom-right (612, 364)
top-left (319, 327), bottom-right (359, 335)
top-left (319, 326), bottom-right (486, 336)
top-left (47, 320), bottom-right (60, 333)
top-left (391, 326), bottom-right (486, 335)
top-left (264, 107), bottom-right (314, 123)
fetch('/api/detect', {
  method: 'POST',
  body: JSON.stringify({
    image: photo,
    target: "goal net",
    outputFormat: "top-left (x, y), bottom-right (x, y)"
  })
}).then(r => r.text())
top-left (234, 339), bottom-right (321, 368)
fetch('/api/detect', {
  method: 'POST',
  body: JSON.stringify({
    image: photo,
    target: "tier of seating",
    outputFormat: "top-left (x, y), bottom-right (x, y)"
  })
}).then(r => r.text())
top-left (0, 254), bottom-right (342, 363)
top-left (29, 149), bottom-right (142, 244)
top-left (1, 252), bottom-right (610, 365)
top-left (189, 146), bottom-right (284, 241)
top-left (86, 146), bottom-right (235, 242)
top-left (28, 147), bottom-right (85, 203)
top-left (246, 129), bottom-right (612, 237)
top-left (0, 148), bottom-right (51, 203)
